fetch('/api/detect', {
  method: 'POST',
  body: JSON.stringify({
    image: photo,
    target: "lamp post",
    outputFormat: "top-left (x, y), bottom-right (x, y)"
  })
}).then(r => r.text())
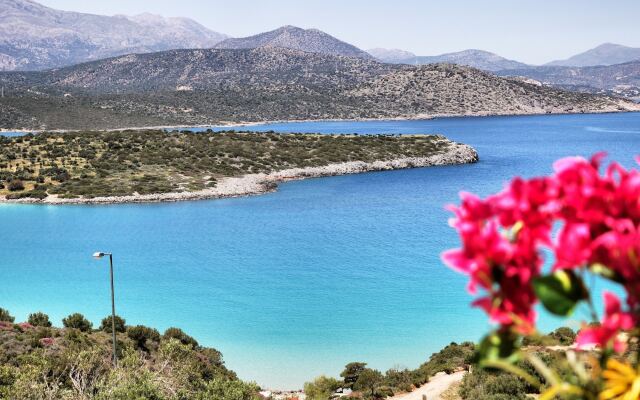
top-left (93, 251), bottom-right (117, 367)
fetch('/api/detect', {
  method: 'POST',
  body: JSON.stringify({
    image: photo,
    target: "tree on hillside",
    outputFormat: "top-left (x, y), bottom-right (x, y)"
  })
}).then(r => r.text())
top-left (163, 327), bottom-right (198, 348)
top-left (100, 315), bottom-right (126, 333)
top-left (0, 307), bottom-right (14, 322)
top-left (62, 313), bottom-right (92, 332)
top-left (127, 325), bottom-right (161, 351)
top-left (354, 369), bottom-right (384, 399)
top-left (28, 312), bottom-right (52, 327)
top-left (340, 361), bottom-right (367, 389)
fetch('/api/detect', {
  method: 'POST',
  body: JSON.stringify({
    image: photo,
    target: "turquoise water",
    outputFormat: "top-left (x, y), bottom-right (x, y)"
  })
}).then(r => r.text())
top-left (1, 113), bottom-right (639, 389)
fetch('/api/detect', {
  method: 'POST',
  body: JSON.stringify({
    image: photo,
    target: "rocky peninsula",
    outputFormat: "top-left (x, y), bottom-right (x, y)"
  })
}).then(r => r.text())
top-left (0, 130), bottom-right (478, 205)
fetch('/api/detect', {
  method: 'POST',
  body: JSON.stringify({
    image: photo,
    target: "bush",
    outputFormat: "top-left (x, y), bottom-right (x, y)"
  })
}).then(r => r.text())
top-left (163, 327), bottom-right (198, 348)
top-left (100, 315), bottom-right (126, 333)
top-left (7, 180), bottom-right (24, 191)
top-left (62, 313), bottom-right (93, 332)
top-left (458, 368), bottom-right (528, 400)
top-left (418, 342), bottom-right (475, 379)
top-left (550, 327), bottom-right (576, 345)
top-left (0, 308), bottom-right (14, 322)
top-left (27, 312), bottom-right (51, 327)
top-left (194, 377), bottom-right (260, 400)
top-left (304, 375), bottom-right (342, 400)
top-left (127, 325), bottom-right (160, 350)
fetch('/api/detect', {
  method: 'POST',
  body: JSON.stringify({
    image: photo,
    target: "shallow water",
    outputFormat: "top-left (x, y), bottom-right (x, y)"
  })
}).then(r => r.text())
top-left (1, 113), bottom-right (639, 388)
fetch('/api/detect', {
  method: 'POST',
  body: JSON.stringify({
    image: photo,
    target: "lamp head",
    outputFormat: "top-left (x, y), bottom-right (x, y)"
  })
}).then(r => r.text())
top-left (93, 252), bottom-right (106, 259)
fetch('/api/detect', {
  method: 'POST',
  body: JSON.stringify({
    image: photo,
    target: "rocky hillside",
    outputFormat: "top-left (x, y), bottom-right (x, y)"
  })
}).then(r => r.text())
top-left (546, 43), bottom-right (640, 67)
top-left (497, 61), bottom-right (640, 101)
top-left (367, 48), bottom-right (528, 71)
top-left (0, 47), bottom-right (637, 130)
top-left (0, 0), bottom-right (227, 71)
top-left (348, 64), bottom-right (634, 116)
top-left (9, 48), bottom-right (391, 94)
top-left (214, 25), bottom-right (372, 59)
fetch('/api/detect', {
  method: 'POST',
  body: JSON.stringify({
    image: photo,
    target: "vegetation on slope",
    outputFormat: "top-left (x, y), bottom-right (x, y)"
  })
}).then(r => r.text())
top-left (0, 307), bottom-right (258, 400)
top-left (0, 48), bottom-right (636, 130)
top-left (303, 328), bottom-right (581, 399)
top-left (0, 130), bottom-right (464, 200)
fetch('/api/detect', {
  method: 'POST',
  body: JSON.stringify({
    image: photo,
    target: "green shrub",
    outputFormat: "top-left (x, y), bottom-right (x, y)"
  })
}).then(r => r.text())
top-left (458, 369), bottom-right (528, 400)
top-left (304, 375), bottom-right (342, 400)
top-left (194, 377), bottom-right (260, 400)
top-left (100, 315), bottom-right (126, 333)
top-left (127, 325), bottom-right (161, 351)
top-left (7, 180), bottom-right (24, 191)
top-left (418, 342), bottom-right (475, 378)
top-left (62, 313), bottom-right (93, 332)
top-left (550, 327), bottom-right (576, 345)
top-left (27, 312), bottom-right (51, 327)
top-left (163, 327), bottom-right (198, 348)
top-left (0, 308), bottom-right (14, 323)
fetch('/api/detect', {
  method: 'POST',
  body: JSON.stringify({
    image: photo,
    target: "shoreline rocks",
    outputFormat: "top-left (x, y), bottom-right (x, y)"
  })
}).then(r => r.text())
top-left (1, 143), bottom-right (478, 206)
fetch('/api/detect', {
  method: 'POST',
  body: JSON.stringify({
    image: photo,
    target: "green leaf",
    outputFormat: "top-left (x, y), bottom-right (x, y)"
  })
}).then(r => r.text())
top-left (477, 330), bottom-right (521, 366)
top-left (533, 270), bottom-right (588, 316)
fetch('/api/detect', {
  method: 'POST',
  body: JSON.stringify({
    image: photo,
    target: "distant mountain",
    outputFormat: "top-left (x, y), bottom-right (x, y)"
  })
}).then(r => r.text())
top-left (546, 43), bottom-right (640, 67)
top-left (366, 48), bottom-right (528, 72)
top-left (366, 48), bottom-right (416, 63)
top-left (1, 47), bottom-right (637, 130)
top-left (497, 61), bottom-right (640, 101)
top-left (0, 0), bottom-right (227, 71)
top-left (214, 25), bottom-right (372, 59)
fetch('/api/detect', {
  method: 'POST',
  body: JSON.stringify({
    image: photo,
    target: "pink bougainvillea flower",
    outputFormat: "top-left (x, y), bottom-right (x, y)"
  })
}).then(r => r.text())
top-left (554, 222), bottom-right (592, 269)
top-left (443, 186), bottom-right (545, 334)
top-left (576, 292), bottom-right (634, 353)
top-left (443, 154), bottom-right (640, 337)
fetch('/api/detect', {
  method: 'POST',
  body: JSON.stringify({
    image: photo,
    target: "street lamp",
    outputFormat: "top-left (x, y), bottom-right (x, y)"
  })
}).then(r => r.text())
top-left (93, 251), bottom-right (117, 367)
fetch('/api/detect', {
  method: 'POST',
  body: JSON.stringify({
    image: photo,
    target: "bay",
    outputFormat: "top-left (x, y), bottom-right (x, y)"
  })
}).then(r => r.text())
top-left (1, 113), bottom-right (639, 388)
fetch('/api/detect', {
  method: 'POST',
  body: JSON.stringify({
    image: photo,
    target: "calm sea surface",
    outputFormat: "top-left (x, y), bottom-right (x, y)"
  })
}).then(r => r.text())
top-left (1, 113), bottom-right (639, 388)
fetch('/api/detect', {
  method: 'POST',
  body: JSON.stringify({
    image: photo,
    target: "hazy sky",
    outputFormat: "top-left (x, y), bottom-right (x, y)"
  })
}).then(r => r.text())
top-left (38, 0), bottom-right (640, 65)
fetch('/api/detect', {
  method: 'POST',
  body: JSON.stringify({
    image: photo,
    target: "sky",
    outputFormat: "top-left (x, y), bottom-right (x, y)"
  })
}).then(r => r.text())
top-left (37, 0), bottom-right (640, 65)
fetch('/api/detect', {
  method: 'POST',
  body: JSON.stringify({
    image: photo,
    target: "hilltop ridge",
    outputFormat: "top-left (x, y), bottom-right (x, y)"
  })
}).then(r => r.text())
top-left (214, 25), bottom-right (373, 59)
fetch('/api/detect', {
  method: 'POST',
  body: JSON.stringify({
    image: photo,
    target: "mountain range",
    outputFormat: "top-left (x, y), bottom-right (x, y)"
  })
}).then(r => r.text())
top-left (2, 0), bottom-right (640, 77)
top-left (545, 43), bottom-right (640, 67)
top-left (496, 61), bottom-right (640, 101)
top-left (1, 47), bottom-right (637, 130)
top-left (367, 48), bottom-right (529, 72)
top-left (0, 0), bottom-right (227, 71)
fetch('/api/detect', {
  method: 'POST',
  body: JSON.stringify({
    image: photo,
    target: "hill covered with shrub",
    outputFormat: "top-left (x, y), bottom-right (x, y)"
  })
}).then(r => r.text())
top-left (0, 307), bottom-right (259, 400)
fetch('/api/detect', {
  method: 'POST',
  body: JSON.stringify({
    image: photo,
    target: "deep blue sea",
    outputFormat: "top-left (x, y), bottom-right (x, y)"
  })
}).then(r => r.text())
top-left (1, 113), bottom-right (639, 389)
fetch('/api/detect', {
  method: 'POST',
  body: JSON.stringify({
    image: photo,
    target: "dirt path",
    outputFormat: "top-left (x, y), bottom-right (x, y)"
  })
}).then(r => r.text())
top-left (389, 371), bottom-right (465, 400)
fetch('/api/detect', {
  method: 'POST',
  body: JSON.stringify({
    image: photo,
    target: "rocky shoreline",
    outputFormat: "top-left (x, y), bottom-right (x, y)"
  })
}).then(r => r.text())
top-left (2, 108), bottom-right (639, 134)
top-left (1, 143), bottom-right (478, 205)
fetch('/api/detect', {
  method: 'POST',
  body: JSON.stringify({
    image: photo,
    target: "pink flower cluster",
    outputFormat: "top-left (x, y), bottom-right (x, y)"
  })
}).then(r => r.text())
top-left (443, 154), bottom-right (640, 347)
